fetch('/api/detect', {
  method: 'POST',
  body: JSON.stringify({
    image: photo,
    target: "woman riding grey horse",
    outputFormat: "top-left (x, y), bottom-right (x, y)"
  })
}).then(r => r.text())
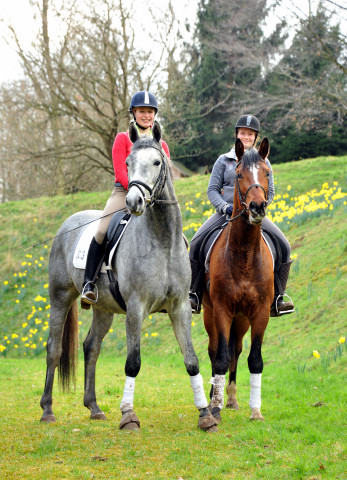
top-left (40, 121), bottom-right (217, 432)
top-left (80, 91), bottom-right (170, 309)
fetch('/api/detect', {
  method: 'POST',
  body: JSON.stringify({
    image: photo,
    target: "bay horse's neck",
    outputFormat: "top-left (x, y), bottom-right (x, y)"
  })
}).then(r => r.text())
top-left (227, 197), bottom-right (262, 262)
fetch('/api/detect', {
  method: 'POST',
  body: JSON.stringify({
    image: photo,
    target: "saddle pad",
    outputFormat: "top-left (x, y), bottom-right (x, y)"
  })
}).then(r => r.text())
top-left (73, 213), bottom-right (132, 272)
top-left (73, 222), bottom-right (108, 272)
top-left (204, 230), bottom-right (275, 272)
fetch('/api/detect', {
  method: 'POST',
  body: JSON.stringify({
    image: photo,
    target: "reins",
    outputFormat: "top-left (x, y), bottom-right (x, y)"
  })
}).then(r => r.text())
top-left (24, 208), bottom-right (126, 250)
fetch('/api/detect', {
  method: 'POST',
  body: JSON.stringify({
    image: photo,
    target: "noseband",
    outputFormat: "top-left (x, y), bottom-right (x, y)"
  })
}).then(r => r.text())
top-left (127, 143), bottom-right (178, 207)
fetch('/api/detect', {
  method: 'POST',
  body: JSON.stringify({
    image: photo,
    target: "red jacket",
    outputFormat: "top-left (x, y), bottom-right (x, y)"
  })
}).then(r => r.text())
top-left (112, 131), bottom-right (170, 189)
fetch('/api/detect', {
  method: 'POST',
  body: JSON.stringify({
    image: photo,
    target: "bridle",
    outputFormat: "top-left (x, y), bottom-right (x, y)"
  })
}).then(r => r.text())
top-left (232, 158), bottom-right (269, 221)
top-left (127, 142), bottom-right (178, 207)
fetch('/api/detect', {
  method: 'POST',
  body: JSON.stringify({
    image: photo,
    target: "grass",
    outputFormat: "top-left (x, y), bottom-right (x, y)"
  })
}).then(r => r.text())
top-left (0, 154), bottom-right (346, 478)
top-left (0, 351), bottom-right (346, 479)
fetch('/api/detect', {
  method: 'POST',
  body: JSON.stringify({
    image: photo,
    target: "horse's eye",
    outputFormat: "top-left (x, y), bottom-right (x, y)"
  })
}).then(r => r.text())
top-left (237, 173), bottom-right (242, 179)
top-left (154, 160), bottom-right (160, 166)
top-left (266, 171), bottom-right (270, 177)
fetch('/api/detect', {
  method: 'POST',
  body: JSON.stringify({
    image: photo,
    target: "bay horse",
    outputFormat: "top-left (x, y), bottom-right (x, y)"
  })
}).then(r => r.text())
top-left (204, 137), bottom-right (274, 424)
top-left (40, 122), bottom-right (217, 432)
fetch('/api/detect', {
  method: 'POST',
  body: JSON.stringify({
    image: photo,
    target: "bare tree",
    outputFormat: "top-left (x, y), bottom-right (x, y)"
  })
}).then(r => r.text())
top-left (2, 0), bottom-right (177, 199)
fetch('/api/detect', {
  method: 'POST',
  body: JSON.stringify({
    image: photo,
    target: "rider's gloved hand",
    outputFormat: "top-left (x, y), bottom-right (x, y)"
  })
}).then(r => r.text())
top-left (224, 205), bottom-right (233, 216)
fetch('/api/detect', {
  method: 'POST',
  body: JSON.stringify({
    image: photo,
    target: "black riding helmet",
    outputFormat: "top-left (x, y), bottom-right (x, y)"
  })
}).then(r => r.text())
top-left (235, 114), bottom-right (260, 146)
top-left (129, 91), bottom-right (158, 114)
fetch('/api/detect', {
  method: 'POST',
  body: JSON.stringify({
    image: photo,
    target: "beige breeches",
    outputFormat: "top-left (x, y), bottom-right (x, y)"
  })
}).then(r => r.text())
top-left (94, 186), bottom-right (128, 244)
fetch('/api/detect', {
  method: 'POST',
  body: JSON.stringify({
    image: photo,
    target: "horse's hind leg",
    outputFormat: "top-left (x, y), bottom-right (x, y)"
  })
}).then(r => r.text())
top-left (40, 293), bottom-right (78, 422)
top-left (226, 316), bottom-right (249, 410)
top-left (83, 309), bottom-right (113, 420)
top-left (169, 302), bottom-right (217, 432)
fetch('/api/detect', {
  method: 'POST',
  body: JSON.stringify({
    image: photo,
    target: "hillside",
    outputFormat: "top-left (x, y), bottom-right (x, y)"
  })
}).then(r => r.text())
top-left (0, 155), bottom-right (346, 365)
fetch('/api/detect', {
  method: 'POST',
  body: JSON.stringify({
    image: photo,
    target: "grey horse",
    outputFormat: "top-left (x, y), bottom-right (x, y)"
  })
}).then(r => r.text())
top-left (40, 121), bottom-right (217, 432)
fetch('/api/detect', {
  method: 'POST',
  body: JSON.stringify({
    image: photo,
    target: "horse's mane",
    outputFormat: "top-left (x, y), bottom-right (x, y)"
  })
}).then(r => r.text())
top-left (132, 136), bottom-right (173, 179)
top-left (239, 147), bottom-right (263, 168)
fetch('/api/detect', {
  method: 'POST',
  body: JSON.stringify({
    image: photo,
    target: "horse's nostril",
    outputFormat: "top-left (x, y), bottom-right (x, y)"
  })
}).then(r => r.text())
top-left (138, 196), bottom-right (143, 205)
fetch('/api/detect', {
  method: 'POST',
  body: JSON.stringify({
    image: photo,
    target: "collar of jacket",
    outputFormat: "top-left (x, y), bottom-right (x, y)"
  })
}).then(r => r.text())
top-left (223, 147), bottom-right (236, 160)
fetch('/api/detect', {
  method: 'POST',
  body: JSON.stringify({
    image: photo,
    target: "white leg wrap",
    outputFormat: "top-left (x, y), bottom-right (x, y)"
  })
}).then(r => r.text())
top-left (249, 373), bottom-right (262, 410)
top-left (190, 373), bottom-right (208, 409)
top-left (120, 376), bottom-right (135, 412)
top-left (210, 374), bottom-right (225, 409)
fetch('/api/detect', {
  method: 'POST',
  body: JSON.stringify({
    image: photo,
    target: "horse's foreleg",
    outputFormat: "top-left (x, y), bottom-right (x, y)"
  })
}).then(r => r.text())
top-left (119, 309), bottom-right (143, 431)
top-left (169, 302), bottom-right (218, 432)
top-left (248, 332), bottom-right (266, 421)
top-left (83, 310), bottom-right (113, 420)
top-left (226, 316), bottom-right (249, 410)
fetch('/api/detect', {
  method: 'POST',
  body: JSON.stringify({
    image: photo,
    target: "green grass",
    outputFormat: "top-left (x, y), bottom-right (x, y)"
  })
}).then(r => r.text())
top-left (0, 154), bottom-right (346, 478)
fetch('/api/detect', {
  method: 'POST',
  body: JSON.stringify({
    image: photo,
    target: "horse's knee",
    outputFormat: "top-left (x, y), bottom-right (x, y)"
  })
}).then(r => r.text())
top-left (184, 353), bottom-right (199, 376)
top-left (214, 334), bottom-right (230, 375)
top-left (248, 336), bottom-right (263, 374)
top-left (125, 347), bottom-right (141, 377)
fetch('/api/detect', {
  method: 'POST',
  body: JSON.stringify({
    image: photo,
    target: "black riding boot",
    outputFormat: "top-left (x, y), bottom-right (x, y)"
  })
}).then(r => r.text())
top-left (80, 237), bottom-right (106, 310)
top-left (270, 260), bottom-right (295, 317)
top-left (189, 259), bottom-right (204, 314)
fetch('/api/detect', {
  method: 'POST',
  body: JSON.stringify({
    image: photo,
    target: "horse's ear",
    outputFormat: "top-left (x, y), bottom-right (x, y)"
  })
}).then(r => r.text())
top-left (235, 138), bottom-right (244, 161)
top-left (129, 121), bottom-right (140, 144)
top-left (258, 137), bottom-right (270, 160)
top-left (152, 120), bottom-right (162, 143)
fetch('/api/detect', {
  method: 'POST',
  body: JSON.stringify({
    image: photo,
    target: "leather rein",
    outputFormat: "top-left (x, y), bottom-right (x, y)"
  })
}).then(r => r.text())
top-left (127, 143), bottom-right (178, 207)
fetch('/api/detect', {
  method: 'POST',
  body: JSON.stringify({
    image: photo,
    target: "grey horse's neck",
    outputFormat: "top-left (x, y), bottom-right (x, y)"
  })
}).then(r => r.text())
top-left (145, 181), bottom-right (183, 246)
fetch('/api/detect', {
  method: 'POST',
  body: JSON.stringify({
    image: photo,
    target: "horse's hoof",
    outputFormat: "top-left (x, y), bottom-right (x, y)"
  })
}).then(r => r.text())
top-left (210, 406), bottom-right (221, 424)
top-left (226, 400), bottom-right (239, 410)
top-left (90, 412), bottom-right (107, 421)
top-left (198, 412), bottom-right (218, 432)
top-left (250, 408), bottom-right (264, 421)
top-left (119, 410), bottom-right (140, 431)
top-left (40, 414), bottom-right (56, 423)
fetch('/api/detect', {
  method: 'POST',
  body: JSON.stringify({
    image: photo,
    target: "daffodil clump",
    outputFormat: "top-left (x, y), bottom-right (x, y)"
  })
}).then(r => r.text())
top-left (1, 248), bottom-right (50, 357)
top-left (267, 181), bottom-right (346, 230)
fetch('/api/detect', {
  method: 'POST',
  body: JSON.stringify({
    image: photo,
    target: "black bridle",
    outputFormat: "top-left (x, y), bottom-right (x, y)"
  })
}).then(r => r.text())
top-left (127, 143), bottom-right (178, 207)
top-left (234, 158), bottom-right (268, 215)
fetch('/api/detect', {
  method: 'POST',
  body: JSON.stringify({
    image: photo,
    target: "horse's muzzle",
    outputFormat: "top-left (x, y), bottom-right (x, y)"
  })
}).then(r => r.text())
top-left (249, 201), bottom-right (267, 224)
top-left (126, 189), bottom-right (147, 216)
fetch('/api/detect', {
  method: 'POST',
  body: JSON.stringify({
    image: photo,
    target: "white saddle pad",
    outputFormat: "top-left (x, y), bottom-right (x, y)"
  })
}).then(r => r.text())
top-left (73, 222), bottom-right (107, 273)
top-left (73, 216), bottom-right (132, 273)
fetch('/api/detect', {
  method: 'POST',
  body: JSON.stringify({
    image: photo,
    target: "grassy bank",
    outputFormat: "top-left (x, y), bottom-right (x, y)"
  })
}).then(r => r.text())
top-left (0, 155), bottom-right (346, 479)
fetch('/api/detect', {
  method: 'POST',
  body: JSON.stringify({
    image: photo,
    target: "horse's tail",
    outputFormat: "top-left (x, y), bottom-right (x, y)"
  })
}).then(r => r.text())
top-left (58, 300), bottom-right (79, 392)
